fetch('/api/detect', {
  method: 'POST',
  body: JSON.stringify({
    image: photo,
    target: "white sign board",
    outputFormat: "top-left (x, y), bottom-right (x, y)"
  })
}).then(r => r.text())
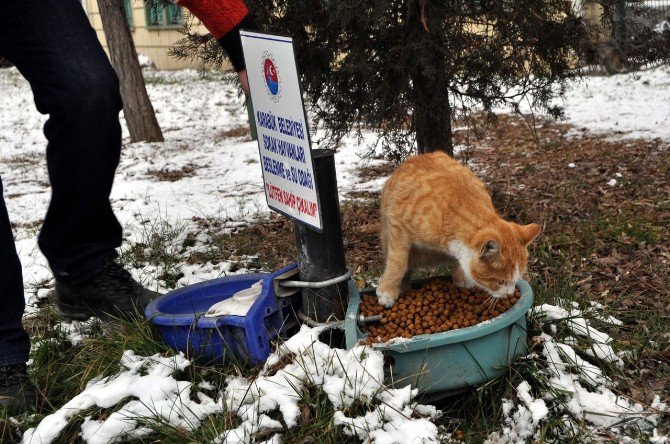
top-left (240, 30), bottom-right (322, 231)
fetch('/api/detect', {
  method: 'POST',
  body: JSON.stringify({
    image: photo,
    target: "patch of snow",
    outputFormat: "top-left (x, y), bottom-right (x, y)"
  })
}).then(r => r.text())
top-left (484, 392), bottom-right (545, 444)
top-left (617, 349), bottom-right (635, 361)
top-left (490, 299), bottom-right (662, 443)
top-left (501, 65), bottom-right (670, 144)
top-left (607, 178), bottom-right (618, 186)
top-left (652, 395), bottom-right (668, 412)
top-left (516, 381), bottom-right (549, 424)
top-left (588, 301), bottom-right (624, 326)
top-left (544, 333), bottom-right (651, 428)
top-left (554, 341), bottom-right (608, 387)
top-left (594, 313), bottom-right (623, 326)
top-left (651, 429), bottom-right (670, 444)
top-left (22, 351), bottom-right (216, 444)
top-left (58, 319), bottom-right (97, 346)
top-left (217, 325), bottom-right (441, 443)
top-left (532, 303), bottom-right (623, 367)
top-left (562, 335), bottom-right (579, 346)
top-left (557, 66), bottom-right (670, 143)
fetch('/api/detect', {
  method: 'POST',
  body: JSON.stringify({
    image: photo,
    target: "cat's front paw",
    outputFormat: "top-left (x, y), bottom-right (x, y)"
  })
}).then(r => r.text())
top-left (452, 268), bottom-right (475, 289)
top-left (454, 278), bottom-right (475, 289)
top-left (376, 288), bottom-right (398, 308)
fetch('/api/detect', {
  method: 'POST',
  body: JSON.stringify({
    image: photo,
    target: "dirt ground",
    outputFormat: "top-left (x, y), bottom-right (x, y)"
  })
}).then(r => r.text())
top-left (467, 115), bottom-right (669, 313)
top-left (224, 114), bottom-right (670, 316)
top-left (217, 114), bottom-right (670, 407)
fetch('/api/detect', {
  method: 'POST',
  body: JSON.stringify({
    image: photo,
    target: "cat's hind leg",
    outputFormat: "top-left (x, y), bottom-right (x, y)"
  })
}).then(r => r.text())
top-left (400, 244), bottom-right (433, 292)
top-left (376, 228), bottom-right (411, 308)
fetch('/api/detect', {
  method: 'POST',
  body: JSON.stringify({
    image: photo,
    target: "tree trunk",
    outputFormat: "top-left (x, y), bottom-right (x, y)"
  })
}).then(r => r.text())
top-left (97, 0), bottom-right (163, 142)
top-left (414, 76), bottom-right (453, 156)
top-left (409, 0), bottom-right (453, 156)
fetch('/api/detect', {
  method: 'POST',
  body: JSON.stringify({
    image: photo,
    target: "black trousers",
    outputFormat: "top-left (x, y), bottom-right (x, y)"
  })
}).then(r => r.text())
top-left (0, 0), bottom-right (123, 364)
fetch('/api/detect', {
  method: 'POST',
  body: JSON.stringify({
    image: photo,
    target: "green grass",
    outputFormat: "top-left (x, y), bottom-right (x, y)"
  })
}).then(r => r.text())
top-left (118, 218), bottom-right (190, 289)
top-left (6, 201), bottom-right (668, 443)
top-left (28, 310), bottom-right (169, 406)
top-left (578, 212), bottom-right (659, 251)
top-left (9, 308), bottom-right (245, 443)
top-left (278, 385), bottom-right (358, 444)
top-left (422, 270), bottom-right (669, 443)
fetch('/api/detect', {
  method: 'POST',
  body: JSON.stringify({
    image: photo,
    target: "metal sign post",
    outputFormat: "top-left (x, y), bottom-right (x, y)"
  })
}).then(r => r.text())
top-left (241, 31), bottom-right (348, 325)
top-left (293, 149), bottom-right (348, 324)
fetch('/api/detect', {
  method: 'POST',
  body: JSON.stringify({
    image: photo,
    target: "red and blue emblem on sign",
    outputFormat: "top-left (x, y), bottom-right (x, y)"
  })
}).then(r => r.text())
top-left (262, 52), bottom-right (280, 101)
top-left (264, 58), bottom-right (279, 94)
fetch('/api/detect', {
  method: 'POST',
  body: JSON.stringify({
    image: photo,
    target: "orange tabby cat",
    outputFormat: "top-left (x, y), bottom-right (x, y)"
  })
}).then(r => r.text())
top-left (376, 151), bottom-right (541, 307)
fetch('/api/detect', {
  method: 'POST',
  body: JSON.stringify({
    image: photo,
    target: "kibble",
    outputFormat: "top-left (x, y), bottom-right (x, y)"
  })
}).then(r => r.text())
top-left (360, 277), bottom-right (521, 344)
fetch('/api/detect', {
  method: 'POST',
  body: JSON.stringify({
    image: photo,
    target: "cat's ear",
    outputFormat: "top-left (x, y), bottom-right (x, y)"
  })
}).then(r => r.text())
top-left (518, 223), bottom-right (542, 245)
top-left (480, 240), bottom-right (500, 258)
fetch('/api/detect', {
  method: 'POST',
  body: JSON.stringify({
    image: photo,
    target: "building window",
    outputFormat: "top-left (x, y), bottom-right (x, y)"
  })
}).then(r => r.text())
top-left (123, 0), bottom-right (133, 27)
top-left (145, 0), bottom-right (182, 27)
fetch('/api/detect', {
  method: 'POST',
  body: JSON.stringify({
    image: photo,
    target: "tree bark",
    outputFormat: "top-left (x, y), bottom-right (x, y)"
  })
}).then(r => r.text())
top-left (414, 74), bottom-right (453, 156)
top-left (409, 0), bottom-right (453, 156)
top-left (97, 0), bottom-right (164, 142)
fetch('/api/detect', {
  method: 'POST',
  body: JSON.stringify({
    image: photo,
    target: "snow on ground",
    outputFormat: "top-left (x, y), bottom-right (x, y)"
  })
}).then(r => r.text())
top-left (2, 65), bottom-right (669, 301)
top-left (22, 302), bottom-right (667, 443)
top-left (532, 302), bottom-right (623, 367)
top-left (220, 325), bottom-right (441, 444)
top-left (555, 65), bottom-right (670, 142)
top-left (2, 63), bottom-right (669, 443)
top-left (485, 303), bottom-right (666, 444)
top-left (495, 65), bottom-right (670, 143)
top-left (0, 67), bottom-right (385, 304)
top-left (21, 326), bottom-right (442, 444)
top-left (22, 351), bottom-right (206, 444)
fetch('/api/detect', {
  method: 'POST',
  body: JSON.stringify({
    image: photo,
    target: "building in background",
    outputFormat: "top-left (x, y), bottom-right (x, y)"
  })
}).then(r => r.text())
top-left (83, 0), bottom-right (231, 70)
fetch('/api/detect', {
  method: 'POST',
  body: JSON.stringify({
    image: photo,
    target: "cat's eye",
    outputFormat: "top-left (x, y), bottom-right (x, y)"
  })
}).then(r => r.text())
top-left (498, 280), bottom-right (506, 286)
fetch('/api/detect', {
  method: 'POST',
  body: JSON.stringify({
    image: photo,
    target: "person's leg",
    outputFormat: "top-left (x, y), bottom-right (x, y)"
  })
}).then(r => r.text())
top-left (0, 0), bottom-right (123, 285)
top-left (0, 178), bottom-right (30, 367)
top-left (0, 0), bottom-right (156, 325)
top-left (0, 176), bottom-right (34, 412)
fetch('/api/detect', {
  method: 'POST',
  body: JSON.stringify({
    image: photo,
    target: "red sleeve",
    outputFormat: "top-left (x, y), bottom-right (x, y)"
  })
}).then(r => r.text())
top-left (177, 0), bottom-right (249, 39)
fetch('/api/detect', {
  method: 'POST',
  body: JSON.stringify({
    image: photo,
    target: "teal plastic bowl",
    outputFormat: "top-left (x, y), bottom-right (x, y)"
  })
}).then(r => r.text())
top-left (344, 279), bottom-right (533, 399)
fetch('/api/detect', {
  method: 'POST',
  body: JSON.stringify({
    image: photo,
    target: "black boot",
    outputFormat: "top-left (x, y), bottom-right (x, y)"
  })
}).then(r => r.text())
top-left (0, 364), bottom-right (36, 415)
top-left (54, 260), bottom-right (159, 321)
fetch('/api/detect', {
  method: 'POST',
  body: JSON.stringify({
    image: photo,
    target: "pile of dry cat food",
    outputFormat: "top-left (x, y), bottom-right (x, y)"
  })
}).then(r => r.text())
top-left (360, 277), bottom-right (521, 344)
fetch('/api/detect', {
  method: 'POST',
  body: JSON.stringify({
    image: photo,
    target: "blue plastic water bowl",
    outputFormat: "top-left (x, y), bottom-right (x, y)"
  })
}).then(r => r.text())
top-left (145, 263), bottom-right (300, 365)
top-left (344, 278), bottom-right (533, 399)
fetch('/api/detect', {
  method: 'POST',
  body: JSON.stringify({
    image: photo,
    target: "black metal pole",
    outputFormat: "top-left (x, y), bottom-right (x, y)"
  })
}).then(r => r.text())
top-left (294, 149), bottom-right (348, 324)
top-left (245, 96), bottom-right (257, 141)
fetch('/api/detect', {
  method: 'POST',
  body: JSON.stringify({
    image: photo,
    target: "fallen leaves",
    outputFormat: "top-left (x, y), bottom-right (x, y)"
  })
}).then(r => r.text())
top-left (455, 114), bottom-right (670, 318)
